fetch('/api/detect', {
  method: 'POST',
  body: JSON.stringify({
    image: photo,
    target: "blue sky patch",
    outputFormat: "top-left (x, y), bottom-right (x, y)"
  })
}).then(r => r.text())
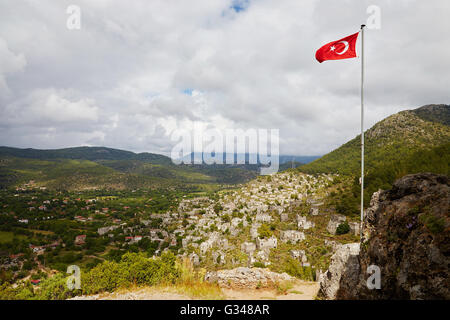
top-left (182, 88), bottom-right (193, 96)
top-left (230, 0), bottom-right (249, 13)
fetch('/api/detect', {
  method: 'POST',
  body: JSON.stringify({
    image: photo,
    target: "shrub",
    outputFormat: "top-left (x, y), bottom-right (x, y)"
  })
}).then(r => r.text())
top-left (419, 213), bottom-right (445, 234)
top-left (253, 262), bottom-right (266, 268)
top-left (257, 224), bottom-right (272, 238)
top-left (281, 257), bottom-right (303, 278)
top-left (81, 251), bottom-right (180, 295)
top-left (336, 221), bottom-right (350, 235)
top-left (35, 273), bottom-right (79, 300)
top-left (275, 280), bottom-right (293, 295)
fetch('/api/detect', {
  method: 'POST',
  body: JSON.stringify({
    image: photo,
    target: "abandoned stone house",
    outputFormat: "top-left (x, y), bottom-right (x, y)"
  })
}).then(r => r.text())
top-left (296, 215), bottom-right (315, 230)
top-left (326, 214), bottom-right (347, 234)
top-left (280, 230), bottom-right (305, 243)
top-left (256, 236), bottom-right (277, 250)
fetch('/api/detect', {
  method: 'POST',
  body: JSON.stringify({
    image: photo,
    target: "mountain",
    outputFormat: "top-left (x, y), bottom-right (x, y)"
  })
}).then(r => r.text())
top-left (279, 155), bottom-right (320, 165)
top-left (0, 146), bottom-right (171, 164)
top-left (177, 153), bottom-right (319, 165)
top-left (0, 146), bottom-right (258, 190)
top-left (299, 104), bottom-right (450, 206)
top-left (411, 104), bottom-right (450, 126)
top-left (279, 161), bottom-right (304, 171)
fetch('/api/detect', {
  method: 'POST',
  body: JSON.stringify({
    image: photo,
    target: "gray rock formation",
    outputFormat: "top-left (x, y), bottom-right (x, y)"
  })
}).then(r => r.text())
top-left (318, 243), bottom-right (360, 299)
top-left (321, 173), bottom-right (450, 300)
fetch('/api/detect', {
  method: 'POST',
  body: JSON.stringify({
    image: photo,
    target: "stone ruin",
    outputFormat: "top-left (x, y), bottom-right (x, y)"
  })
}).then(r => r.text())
top-left (290, 249), bottom-right (308, 265)
top-left (212, 251), bottom-right (226, 265)
top-left (240, 242), bottom-right (256, 255)
top-left (326, 214), bottom-right (347, 234)
top-left (256, 236), bottom-right (277, 250)
top-left (309, 206), bottom-right (320, 216)
top-left (296, 215), bottom-right (315, 230)
top-left (280, 230), bottom-right (305, 243)
top-left (255, 213), bottom-right (272, 223)
top-left (348, 221), bottom-right (360, 236)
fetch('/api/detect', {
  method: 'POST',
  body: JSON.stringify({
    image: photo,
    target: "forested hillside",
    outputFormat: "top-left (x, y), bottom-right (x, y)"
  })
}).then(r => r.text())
top-left (299, 104), bottom-right (450, 210)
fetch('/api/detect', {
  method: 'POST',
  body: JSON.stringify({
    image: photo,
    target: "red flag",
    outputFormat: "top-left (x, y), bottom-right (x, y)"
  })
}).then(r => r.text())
top-left (315, 32), bottom-right (359, 63)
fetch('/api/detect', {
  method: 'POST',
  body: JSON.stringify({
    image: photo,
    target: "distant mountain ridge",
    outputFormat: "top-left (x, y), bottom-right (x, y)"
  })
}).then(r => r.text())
top-left (0, 146), bottom-right (316, 190)
top-left (0, 146), bottom-right (171, 165)
top-left (0, 147), bottom-right (319, 166)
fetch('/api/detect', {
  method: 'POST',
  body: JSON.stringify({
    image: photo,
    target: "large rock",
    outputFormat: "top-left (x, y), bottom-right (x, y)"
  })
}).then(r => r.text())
top-left (318, 243), bottom-right (360, 299)
top-left (205, 267), bottom-right (294, 289)
top-left (328, 173), bottom-right (450, 300)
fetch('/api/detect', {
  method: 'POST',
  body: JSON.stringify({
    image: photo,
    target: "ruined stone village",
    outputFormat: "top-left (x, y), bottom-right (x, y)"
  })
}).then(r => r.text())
top-left (113, 172), bottom-right (360, 285)
top-left (0, 171), bottom-right (361, 292)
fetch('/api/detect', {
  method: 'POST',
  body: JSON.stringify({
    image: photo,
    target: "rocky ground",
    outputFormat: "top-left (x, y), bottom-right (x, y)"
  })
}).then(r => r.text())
top-left (70, 280), bottom-right (319, 300)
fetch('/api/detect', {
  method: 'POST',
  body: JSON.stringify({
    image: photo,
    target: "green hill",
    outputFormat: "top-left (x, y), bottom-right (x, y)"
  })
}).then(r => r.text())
top-left (0, 147), bottom-right (259, 190)
top-left (299, 104), bottom-right (450, 208)
top-left (0, 146), bottom-right (171, 164)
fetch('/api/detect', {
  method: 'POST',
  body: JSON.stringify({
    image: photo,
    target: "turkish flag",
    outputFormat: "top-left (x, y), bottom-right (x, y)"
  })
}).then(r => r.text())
top-left (315, 32), bottom-right (359, 63)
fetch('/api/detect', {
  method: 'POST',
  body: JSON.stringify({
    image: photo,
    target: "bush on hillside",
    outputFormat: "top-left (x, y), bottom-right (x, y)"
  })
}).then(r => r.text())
top-left (336, 221), bottom-right (350, 235)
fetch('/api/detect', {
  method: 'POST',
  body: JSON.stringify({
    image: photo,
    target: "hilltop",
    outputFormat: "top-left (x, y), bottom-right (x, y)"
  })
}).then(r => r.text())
top-left (298, 104), bottom-right (450, 206)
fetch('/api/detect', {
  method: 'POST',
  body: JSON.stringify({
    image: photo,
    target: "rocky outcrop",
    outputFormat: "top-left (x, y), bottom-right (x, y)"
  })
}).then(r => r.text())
top-left (205, 267), bottom-right (294, 289)
top-left (318, 243), bottom-right (360, 299)
top-left (322, 173), bottom-right (449, 299)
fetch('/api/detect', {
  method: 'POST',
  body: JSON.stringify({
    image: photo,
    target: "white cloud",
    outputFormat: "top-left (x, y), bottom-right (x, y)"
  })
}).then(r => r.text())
top-left (0, 38), bottom-right (26, 97)
top-left (0, 0), bottom-right (448, 155)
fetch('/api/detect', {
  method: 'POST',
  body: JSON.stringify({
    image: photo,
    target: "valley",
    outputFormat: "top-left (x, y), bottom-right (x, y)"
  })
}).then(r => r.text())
top-left (0, 104), bottom-right (448, 300)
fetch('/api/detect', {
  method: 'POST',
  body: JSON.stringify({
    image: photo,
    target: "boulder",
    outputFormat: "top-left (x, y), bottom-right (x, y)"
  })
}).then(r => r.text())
top-left (318, 243), bottom-right (360, 299)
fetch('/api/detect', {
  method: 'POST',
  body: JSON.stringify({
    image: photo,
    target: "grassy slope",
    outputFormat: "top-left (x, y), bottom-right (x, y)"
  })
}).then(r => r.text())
top-left (298, 105), bottom-right (450, 208)
top-left (300, 109), bottom-right (449, 176)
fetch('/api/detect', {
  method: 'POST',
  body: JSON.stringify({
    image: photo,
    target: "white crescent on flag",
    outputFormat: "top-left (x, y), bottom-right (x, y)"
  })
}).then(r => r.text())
top-left (335, 41), bottom-right (349, 55)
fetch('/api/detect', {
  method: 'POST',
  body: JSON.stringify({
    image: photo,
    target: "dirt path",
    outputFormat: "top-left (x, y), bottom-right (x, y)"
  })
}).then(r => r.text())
top-left (70, 281), bottom-right (320, 300)
top-left (222, 281), bottom-right (319, 300)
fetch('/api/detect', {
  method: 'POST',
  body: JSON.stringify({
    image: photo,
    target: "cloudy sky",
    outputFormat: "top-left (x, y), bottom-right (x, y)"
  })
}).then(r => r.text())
top-left (0, 0), bottom-right (449, 156)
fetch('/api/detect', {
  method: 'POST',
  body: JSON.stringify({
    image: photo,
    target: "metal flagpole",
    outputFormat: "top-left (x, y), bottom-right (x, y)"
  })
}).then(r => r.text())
top-left (360, 24), bottom-right (366, 238)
